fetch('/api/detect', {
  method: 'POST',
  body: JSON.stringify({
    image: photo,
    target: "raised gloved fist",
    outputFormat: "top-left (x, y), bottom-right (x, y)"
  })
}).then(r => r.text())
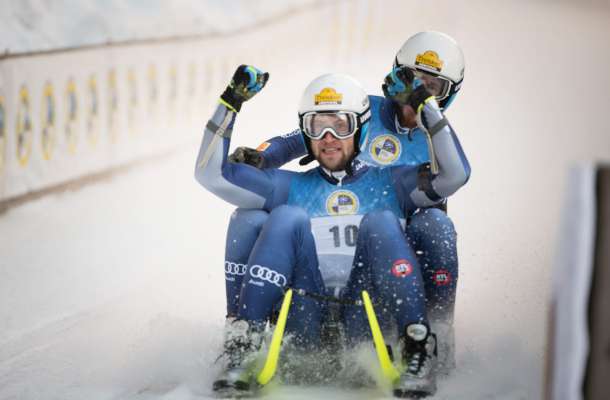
top-left (382, 66), bottom-right (434, 112)
top-left (382, 66), bottom-right (415, 105)
top-left (228, 146), bottom-right (265, 169)
top-left (220, 65), bottom-right (269, 112)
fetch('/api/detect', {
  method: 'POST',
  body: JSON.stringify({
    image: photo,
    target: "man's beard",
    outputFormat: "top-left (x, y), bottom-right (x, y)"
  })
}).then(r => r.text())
top-left (318, 152), bottom-right (350, 171)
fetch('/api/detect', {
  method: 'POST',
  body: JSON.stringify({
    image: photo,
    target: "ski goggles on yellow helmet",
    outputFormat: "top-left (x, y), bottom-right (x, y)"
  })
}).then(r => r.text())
top-left (301, 111), bottom-right (359, 140)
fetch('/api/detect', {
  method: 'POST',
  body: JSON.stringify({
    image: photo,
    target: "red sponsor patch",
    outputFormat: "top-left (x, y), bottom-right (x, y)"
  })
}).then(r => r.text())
top-left (391, 259), bottom-right (413, 278)
top-left (433, 269), bottom-right (452, 286)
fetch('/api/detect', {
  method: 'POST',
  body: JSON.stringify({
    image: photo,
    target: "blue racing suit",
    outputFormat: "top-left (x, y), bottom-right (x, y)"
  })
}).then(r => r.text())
top-left (225, 96), bottom-right (464, 325)
top-left (195, 99), bottom-right (470, 345)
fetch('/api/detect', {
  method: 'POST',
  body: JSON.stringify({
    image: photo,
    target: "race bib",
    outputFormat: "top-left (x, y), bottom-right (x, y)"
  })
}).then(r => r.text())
top-left (310, 215), bottom-right (407, 288)
top-left (311, 215), bottom-right (363, 256)
top-left (310, 215), bottom-right (363, 288)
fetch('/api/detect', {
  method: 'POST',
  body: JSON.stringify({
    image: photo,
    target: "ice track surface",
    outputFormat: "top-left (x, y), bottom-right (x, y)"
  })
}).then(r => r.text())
top-left (2, 1), bottom-right (610, 399)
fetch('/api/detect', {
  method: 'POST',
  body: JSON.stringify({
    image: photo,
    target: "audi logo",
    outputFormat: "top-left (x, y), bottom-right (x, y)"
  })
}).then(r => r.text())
top-left (224, 261), bottom-right (247, 276)
top-left (249, 264), bottom-right (287, 287)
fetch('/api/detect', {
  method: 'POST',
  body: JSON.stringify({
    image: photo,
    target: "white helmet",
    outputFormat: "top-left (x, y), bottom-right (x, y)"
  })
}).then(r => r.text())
top-left (395, 31), bottom-right (465, 109)
top-left (298, 73), bottom-right (371, 165)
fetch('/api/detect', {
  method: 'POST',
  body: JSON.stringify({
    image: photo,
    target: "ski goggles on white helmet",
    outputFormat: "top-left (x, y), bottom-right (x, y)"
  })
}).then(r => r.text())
top-left (410, 68), bottom-right (453, 101)
top-left (301, 111), bottom-right (359, 140)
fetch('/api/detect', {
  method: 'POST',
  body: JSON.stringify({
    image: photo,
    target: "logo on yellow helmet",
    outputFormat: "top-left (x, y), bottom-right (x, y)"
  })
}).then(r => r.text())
top-left (415, 50), bottom-right (444, 72)
top-left (314, 87), bottom-right (343, 105)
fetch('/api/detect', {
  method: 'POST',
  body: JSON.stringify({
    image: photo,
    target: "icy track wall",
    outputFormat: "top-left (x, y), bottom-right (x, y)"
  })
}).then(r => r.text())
top-left (0, 0), bottom-right (333, 203)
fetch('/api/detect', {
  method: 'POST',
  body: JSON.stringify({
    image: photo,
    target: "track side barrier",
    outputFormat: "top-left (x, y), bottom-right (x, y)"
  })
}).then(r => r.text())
top-left (0, 0), bottom-right (362, 208)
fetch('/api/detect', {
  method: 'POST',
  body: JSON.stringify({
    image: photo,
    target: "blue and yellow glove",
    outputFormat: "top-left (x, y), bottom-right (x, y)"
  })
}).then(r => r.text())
top-left (220, 65), bottom-right (269, 112)
top-left (382, 66), bottom-right (433, 113)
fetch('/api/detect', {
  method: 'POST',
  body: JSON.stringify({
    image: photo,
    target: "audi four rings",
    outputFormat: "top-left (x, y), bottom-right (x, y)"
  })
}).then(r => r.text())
top-left (249, 264), bottom-right (287, 287)
top-left (224, 261), bottom-right (247, 276)
top-left (224, 262), bottom-right (287, 287)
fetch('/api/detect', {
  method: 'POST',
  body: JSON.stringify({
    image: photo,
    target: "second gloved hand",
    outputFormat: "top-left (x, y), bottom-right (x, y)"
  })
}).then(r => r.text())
top-left (220, 65), bottom-right (270, 112)
top-left (382, 66), bottom-right (416, 105)
top-left (382, 66), bottom-right (435, 110)
top-left (228, 146), bottom-right (265, 169)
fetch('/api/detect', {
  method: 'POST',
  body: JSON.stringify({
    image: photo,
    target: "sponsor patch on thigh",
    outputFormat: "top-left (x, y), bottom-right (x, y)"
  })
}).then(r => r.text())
top-left (391, 259), bottom-right (413, 278)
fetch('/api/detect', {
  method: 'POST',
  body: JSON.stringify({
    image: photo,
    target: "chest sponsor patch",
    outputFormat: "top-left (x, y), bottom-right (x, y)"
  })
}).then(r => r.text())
top-left (326, 190), bottom-right (359, 216)
top-left (370, 134), bottom-right (401, 165)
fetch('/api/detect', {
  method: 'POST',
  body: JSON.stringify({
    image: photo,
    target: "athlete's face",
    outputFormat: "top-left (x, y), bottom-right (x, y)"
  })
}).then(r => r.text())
top-left (310, 131), bottom-right (355, 171)
top-left (397, 104), bottom-right (417, 129)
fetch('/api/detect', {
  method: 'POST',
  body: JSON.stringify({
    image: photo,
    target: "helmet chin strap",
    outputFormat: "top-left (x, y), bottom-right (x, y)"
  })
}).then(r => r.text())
top-left (298, 154), bottom-right (315, 166)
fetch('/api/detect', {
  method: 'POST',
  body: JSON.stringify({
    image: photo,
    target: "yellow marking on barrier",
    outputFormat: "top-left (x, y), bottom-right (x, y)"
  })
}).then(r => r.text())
top-left (41, 81), bottom-right (56, 160)
top-left (128, 69), bottom-right (137, 107)
top-left (362, 290), bottom-right (400, 384)
top-left (65, 78), bottom-right (78, 154)
top-left (87, 75), bottom-right (99, 148)
top-left (256, 289), bottom-right (293, 386)
top-left (16, 85), bottom-right (32, 167)
top-left (168, 66), bottom-right (177, 125)
top-left (148, 64), bottom-right (158, 113)
top-left (108, 69), bottom-right (118, 143)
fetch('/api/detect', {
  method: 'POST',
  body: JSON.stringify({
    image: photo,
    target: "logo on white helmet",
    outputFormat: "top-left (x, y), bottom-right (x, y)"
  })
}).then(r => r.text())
top-left (415, 50), bottom-right (444, 72)
top-left (314, 87), bottom-right (343, 105)
top-left (249, 264), bottom-right (287, 288)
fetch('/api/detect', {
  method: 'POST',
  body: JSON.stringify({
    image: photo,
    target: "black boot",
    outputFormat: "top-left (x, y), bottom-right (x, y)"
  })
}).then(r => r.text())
top-left (213, 319), bottom-right (263, 397)
top-left (393, 323), bottom-right (438, 398)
